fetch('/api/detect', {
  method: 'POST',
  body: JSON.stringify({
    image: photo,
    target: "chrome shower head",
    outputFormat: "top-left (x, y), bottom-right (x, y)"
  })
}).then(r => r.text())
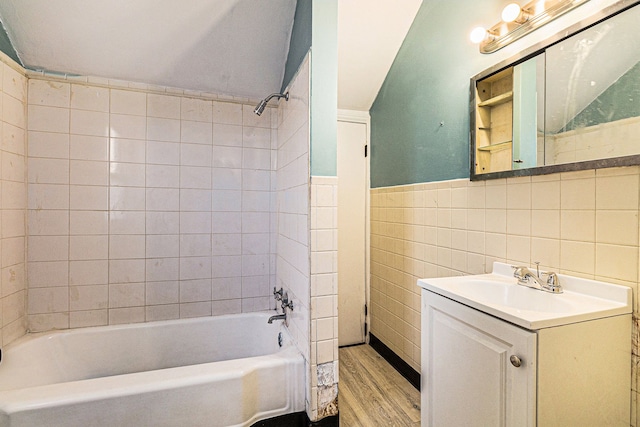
top-left (254, 99), bottom-right (268, 116)
top-left (254, 92), bottom-right (289, 116)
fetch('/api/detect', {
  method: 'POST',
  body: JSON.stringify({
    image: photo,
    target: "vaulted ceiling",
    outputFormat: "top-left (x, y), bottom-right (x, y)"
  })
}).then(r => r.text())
top-left (0, 0), bottom-right (421, 110)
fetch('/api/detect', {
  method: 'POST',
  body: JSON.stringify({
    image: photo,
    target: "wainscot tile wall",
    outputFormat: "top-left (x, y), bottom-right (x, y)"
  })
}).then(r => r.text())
top-left (0, 52), bottom-right (27, 347)
top-left (25, 73), bottom-right (277, 330)
top-left (310, 176), bottom-right (338, 420)
top-left (370, 167), bottom-right (640, 425)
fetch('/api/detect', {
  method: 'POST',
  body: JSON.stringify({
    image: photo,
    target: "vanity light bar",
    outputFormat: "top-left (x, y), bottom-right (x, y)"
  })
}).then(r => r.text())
top-left (476, 0), bottom-right (591, 54)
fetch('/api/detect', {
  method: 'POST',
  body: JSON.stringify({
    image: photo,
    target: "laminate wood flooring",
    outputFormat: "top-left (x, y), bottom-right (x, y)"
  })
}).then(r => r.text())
top-left (339, 344), bottom-right (421, 427)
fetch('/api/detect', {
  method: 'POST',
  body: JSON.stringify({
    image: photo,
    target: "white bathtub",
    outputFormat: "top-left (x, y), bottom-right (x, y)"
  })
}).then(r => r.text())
top-left (0, 312), bottom-right (305, 427)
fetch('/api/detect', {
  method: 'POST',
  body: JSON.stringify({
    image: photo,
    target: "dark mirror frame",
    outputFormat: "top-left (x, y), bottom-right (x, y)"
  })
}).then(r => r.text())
top-left (470, 0), bottom-right (640, 181)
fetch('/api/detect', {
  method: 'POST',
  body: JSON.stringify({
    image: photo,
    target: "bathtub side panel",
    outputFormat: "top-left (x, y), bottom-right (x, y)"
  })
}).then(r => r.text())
top-left (0, 348), bottom-right (305, 427)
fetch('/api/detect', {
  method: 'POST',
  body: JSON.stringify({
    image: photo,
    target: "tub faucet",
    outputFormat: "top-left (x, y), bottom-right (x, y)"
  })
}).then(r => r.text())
top-left (268, 291), bottom-right (294, 324)
top-left (512, 263), bottom-right (562, 293)
top-left (268, 313), bottom-right (286, 324)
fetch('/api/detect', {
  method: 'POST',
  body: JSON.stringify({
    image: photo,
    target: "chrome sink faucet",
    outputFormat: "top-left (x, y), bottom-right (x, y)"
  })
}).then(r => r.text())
top-left (512, 262), bottom-right (562, 293)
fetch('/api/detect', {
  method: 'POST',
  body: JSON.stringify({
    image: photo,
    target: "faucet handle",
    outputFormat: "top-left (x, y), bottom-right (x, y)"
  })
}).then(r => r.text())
top-left (281, 291), bottom-right (294, 311)
top-left (543, 272), bottom-right (563, 293)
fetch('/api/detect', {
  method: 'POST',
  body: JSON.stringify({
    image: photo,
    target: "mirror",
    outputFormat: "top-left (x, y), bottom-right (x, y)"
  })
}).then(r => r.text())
top-left (471, 0), bottom-right (640, 180)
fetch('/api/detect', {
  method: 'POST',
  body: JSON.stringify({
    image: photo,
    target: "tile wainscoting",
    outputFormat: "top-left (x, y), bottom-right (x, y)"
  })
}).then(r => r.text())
top-left (371, 167), bottom-right (640, 424)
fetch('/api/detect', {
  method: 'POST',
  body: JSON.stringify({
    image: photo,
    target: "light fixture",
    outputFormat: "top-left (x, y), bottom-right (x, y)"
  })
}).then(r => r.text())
top-left (471, 0), bottom-right (591, 54)
top-left (469, 27), bottom-right (493, 44)
top-left (501, 3), bottom-right (530, 23)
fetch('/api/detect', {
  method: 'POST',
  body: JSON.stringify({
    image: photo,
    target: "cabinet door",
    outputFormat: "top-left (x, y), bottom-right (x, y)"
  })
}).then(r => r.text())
top-left (422, 291), bottom-right (536, 427)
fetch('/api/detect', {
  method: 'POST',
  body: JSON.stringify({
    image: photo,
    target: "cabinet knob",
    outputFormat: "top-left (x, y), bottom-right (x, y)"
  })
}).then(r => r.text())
top-left (510, 355), bottom-right (522, 367)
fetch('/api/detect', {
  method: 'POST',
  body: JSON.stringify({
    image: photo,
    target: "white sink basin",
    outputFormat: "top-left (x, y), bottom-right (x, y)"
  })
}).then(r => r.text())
top-left (418, 262), bottom-right (632, 329)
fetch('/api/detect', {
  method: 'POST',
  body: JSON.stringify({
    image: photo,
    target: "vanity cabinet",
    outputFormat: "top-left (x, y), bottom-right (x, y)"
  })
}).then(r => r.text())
top-left (422, 290), bottom-right (631, 426)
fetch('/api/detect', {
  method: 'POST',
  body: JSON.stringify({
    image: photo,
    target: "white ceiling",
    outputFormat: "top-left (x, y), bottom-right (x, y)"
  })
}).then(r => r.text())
top-left (0, 0), bottom-right (421, 109)
top-left (0, 0), bottom-right (297, 99)
top-left (338, 0), bottom-right (423, 111)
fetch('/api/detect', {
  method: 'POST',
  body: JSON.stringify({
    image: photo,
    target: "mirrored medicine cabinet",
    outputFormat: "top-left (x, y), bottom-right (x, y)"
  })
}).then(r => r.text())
top-left (471, 0), bottom-right (640, 180)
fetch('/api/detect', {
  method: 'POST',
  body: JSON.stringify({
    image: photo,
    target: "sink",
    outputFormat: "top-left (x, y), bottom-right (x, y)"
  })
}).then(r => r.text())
top-left (418, 262), bottom-right (632, 329)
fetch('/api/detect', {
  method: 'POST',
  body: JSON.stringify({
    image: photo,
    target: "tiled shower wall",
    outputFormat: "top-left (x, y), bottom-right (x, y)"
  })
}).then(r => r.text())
top-left (275, 54), bottom-right (339, 422)
top-left (0, 55), bottom-right (27, 347)
top-left (370, 167), bottom-right (640, 423)
top-left (25, 75), bottom-right (277, 331)
top-left (275, 54), bottom-right (319, 420)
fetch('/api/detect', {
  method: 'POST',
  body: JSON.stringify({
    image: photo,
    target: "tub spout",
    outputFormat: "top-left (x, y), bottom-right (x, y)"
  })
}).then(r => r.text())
top-left (268, 313), bottom-right (286, 324)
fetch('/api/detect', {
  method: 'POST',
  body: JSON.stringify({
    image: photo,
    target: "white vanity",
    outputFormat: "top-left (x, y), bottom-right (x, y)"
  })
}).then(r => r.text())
top-left (418, 262), bottom-right (632, 426)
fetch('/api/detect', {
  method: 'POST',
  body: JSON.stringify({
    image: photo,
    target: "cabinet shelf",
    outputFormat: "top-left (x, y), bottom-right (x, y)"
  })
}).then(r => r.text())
top-left (477, 141), bottom-right (512, 152)
top-left (478, 91), bottom-right (513, 107)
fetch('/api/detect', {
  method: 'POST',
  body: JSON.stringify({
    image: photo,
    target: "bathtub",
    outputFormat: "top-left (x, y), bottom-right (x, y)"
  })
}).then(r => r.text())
top-left (0, 312), bottom-right (305, 427)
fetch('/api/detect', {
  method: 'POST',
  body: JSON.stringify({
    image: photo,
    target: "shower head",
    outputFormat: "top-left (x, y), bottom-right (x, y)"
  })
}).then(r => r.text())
top-left (254, 92), bottom-right (289, 116)
top-left (254, 99), bottom-right (269, 116)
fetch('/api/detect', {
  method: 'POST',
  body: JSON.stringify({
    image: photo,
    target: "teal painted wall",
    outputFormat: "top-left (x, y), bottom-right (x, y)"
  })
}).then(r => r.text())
top-left (281, 0), bottom-right (312, 92)
top-left (0, 21), bottom-right (20, 65)
top-left (310, 0), bottom-right (337, 176)
top-left (281, 0), bottom-right (337, 177)
top-left (369, 1), bottom-right (523, 188)
top-left (369, 0), bottom-right (620, 187)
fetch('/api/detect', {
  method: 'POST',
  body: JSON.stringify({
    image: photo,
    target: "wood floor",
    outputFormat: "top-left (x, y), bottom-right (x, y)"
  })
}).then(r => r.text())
top-left (339, 344), bottom-right (421, 426)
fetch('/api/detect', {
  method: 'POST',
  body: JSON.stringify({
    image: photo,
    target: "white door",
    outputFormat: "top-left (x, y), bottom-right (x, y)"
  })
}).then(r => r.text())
top-left (422, 291), bottom-right (537, 427)
top-left (337, 120), bottom-right (367, 346)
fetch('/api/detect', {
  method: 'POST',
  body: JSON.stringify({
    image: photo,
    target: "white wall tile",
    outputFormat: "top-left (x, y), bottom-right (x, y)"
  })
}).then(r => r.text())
top-left (28, 158), bottom-right (69, 184)
top-left (110, 186), bottom-right (145, 211)
top-left (70, 160), bottom-right (108, 186)
top-left (28, 104), bottom-right (70, 133)
top-left (70, 135), bottom-right (108, 161)
top-left (28, 131), bottom-right (70, 159)
top-left (110, 114), bottom-right (146, 140)
top-left (21, 79), bottom-right (302, 345)
top-left (147, 94), bottom-right (180, 119)
top-left (212, 146), bottom-right (242, 168)
top-left (70, 185), bottom-right (108, 210)
top-left (181, 120), bottom-right (212, 144)
top-left (181, 143), bottom-right (212, 167)
top-left (110, 138), bottom-right (146, 163)
top-left (147, 117), bottom-right (180, 142)
top-left (71, 110), bottom-right (109, 137)
top-left (110, 89), bottom-right (146, 116)
top-left (146, 258), bottom-right (179, 282)
top-left (71, 84), bottom-right (109, 112)
top-left (146, 140), bottom-right (180, 165)
top-left (146, 280), bottom-right (180, 305)
top-left (70, 260), bottom-right (108, 285)
top-left (29, 80), bottom-right (70, 108)
top-left (146, 164), bottom-right (179, 188)
top-left (28, 210), bottom-right (69, 236)
top-left (69, 235), bottom-right (108, 260)
top-left (181, 98), bottom-right (212, 122)
top-left (4, 65), bottom-right (27, 101)
top-left (212, 101), bottom-right (242, 125)
top-left (213, 124), bottom-right (243, 147)
top-left (110, 162), bottom-right (145, 187)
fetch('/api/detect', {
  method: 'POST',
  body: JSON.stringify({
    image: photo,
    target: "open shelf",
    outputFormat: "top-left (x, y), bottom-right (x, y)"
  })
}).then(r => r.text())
top-left (478, 91), bottom-right (513, 108)
top-left (477, 141), bottom-right (512, 152)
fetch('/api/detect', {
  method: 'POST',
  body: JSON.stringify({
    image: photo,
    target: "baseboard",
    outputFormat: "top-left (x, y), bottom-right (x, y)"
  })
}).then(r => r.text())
top-left (369, 333), bottom-right (421, 391)
top-left (250, 411), bottom-right (339, 427)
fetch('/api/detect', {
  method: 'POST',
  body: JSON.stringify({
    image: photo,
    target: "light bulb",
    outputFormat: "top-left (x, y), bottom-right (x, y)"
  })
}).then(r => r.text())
top-left (470, 27), bottom-right (488, 44)
top-left (502, 3), bottom-right (523, 22)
